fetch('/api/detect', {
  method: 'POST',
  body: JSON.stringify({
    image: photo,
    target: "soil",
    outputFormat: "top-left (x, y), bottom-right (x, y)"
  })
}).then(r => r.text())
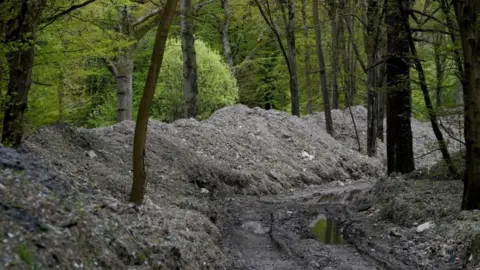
top-left (1, 105), bottom-right (478, 270)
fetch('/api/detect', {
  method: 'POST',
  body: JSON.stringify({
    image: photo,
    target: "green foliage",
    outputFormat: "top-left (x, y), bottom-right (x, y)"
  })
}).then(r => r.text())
top-left (134, 37), bottom-right (239, 122)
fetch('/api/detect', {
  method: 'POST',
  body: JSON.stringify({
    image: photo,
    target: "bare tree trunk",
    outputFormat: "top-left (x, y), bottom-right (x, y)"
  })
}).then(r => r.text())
top-left (130, 0), bottom-right (178, 205)
top-left (2, 0), bottom-right (47, 147)
top-left (453, 0), bottom-right (480, 210)
top-left (434, 34), bottom-right (446, 107)
top-left (329, 1), bottom-right (340, 109)
top-left (313, 0), bottom-right (334, 135)
top-left (386, 0), bottom-right (415, 175)
top-left (110, 55), bottom-right (134, 122)
top-left (398, 0), bottom-right (457, 177)
top-left (440, 0), bottom-right (466, 96)
top-left (113, 6), bottom-right (135, 122)
top-left (220, 0), bottom-right (234, 71)
top-left (58, 69), bottom-right (65, 123)
top-left (363, 0), bottom-right (381, 156)
top-left (377, 43), bottom-right (387, 142)
top-left (284, 0), bottom-right (300, 117)
top-left (302, 0), bottom-right (313, 114)
top-left (181, 0), bottom-right (199, 119)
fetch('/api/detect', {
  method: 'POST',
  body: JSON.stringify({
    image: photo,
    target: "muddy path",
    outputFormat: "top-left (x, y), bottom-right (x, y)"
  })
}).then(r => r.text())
top-left (217, 179), bottom-right (384, 270)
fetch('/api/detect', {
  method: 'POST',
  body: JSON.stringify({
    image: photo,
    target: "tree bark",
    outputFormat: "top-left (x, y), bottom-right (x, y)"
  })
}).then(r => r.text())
top-left (181, 0), bottom-right (199, 119)
top-left (313, 0), bottom-right (334, 135)
top-left (363, 0), bottom-right (382, 157)
top-left (220, 0), bottom-right (234, 71)
top-left (329, 1), bottom-right (340, 110)
top-left (110, 55), bottom-right (134, 122)
top-left (302, 0), bottom-right (313, 114)
top-left (130, 0), bottom-right (178, 205)
top-left (385, 0), bottom-right (415, 175)
top-left (284, 0), bottom-right (300, 117)
top-left (453, 0), bottom-right (480, 210)
top-left (398, 0), bottom-right (457, 177)
top-left (433, 35), bottom-right (445, 107)
top-left (2, 0), bottom-right (47, 147)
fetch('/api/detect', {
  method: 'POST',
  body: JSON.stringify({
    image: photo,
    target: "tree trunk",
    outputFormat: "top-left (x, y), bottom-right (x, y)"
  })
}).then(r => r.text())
top-left (377, 43), bottom-right (387, 142)
top-left (329, 2), bottom-right (340, 110)
top-left (220, 0), bottom-right (234, 71)
top-left (130, 0), bottom-right (178, 205)
top-left (440, 0), bottom-right (466, 96)
top-left (302, 0), bottom-right (313, 114)
top-left (398, 0), bottom-right (457, 177)
top-left (313, 0), bottom-right (334, 135)
top-left (385, 0), bottom-right (415, 175)
top-left (285, 0), bottom-right (300, 117)
top-left (113, 6), bottom-right (135, 122)
top-left (181, 0), bottom-right (199, 119)
top-left (254, 0), bottom-right (300, 117)
top-left (453, 0), bottom-right (480, 210)
top-left (111, 55), bottom-right (134, 122)
top-left (434, 34), bottom-right (446, 107)
top-left (2, 0), bottom-right (47, 147)
top-left (363, 0), bottom-right (381, 157)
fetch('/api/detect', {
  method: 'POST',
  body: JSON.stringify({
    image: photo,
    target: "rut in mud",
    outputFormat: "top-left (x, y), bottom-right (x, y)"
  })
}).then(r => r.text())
top-left (217, 180), bottom-right (380, 270)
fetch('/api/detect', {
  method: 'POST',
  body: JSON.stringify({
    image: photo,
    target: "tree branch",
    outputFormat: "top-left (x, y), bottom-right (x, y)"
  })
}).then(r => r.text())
top-left (41, 0), bottom-right (97, 29)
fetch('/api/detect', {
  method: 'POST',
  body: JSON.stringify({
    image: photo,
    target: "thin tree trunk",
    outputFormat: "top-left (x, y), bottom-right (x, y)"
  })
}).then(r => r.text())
top-left (254, 0), bottom-right (300, 117)
top-left (453, 0), bottom-right (480, 210)
top-left (363, 0), bottom-right (381, 156)
top-left (385, 0), bottom-right (415, 175)
top-left (220, 0), bottom-right (234, 71)
top-left (377, 43), bottom-right (387, 142)
top-left (313, 0), bottom-right (334, 135)
top-left (130, 0), bottom-right (178, 205)
top-left (398, 0), bottom-right (457, 177)
top-left (284, 0), bottom-right (300, 117)
top-left (302, 0), bottom-right (313, 114)
top-left (440, 0), bottom-right (466, 94)
top-left (2, 0), bottom-right (47, 147)
top-left (434, 34), bottom-right (446, 107)
top-left (330, 2), bottom-right (340, 109)
top-left (58, 69), bottom-right (65, 123)
top-left (181, 0), bottom-right (199, 119)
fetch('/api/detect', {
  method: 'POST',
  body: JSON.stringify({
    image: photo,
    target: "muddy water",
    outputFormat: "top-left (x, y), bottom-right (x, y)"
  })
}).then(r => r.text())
top-left (311, 217), bottom-right (344, 245)
top-left (218, 180), bottom-right (380, 270)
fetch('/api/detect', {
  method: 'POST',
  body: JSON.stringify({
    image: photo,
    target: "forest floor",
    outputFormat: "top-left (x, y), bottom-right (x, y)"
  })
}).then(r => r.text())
top-left (0, 105), bottom-right (477, 270)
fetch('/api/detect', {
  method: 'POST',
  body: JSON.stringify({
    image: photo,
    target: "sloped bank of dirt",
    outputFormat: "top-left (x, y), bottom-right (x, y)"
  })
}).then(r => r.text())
top-left (1, 105), bottom-right (382, 269)
top-left (343, 175), bottom-right (480, 270)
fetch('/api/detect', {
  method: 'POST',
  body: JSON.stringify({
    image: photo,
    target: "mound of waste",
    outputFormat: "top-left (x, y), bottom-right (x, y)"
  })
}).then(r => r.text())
top-left (343, 174), bottom-right (480, 269)
top-left (2, 105), bottom-right (382, 269)
top-left (25, 105), bottom-right (382, 199)
top-left (306, 106), bottom-right (464, 169)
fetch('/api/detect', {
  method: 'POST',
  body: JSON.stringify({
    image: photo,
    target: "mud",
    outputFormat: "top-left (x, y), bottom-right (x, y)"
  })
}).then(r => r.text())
top-left (1, 105), bottom-right (477, 270)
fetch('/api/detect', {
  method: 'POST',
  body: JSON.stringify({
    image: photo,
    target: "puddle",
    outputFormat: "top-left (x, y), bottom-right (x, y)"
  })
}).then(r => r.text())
top-left (311, 217), bottom-right (344, 244)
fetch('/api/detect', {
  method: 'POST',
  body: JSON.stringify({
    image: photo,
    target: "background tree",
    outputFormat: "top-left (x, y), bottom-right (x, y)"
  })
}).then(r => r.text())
top-left (313, 0), bottom-right (333, 135)
top-left (180, 0), bottom-right (199, 118)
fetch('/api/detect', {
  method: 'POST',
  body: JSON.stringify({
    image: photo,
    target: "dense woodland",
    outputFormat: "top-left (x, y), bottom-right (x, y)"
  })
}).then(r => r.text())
top-left (0, 0), bottom-right (479, 208)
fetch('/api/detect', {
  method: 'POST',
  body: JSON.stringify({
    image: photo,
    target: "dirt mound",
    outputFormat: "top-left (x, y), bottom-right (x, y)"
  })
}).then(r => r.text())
top-left (306, 106), bottom-right (463, 169)
top-left (25, 105), bottom-right (381, 200)
top-left (343, 176), bottom-right (480, 269)
top-left (2, 105), bottom-right (382, 269)
top-left (0, 146), bottom-right (225, 270)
